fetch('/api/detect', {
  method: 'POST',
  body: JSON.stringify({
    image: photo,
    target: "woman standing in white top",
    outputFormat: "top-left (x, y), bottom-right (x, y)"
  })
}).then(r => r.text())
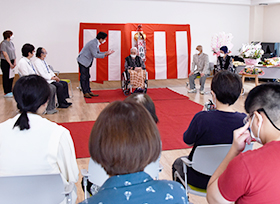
top-left (0, 75), bottom-right (79, 203)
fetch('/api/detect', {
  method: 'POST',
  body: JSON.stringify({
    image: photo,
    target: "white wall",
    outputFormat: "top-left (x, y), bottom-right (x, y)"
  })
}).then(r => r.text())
top-left (263, 4), bottom-right (280, 42)
top-left (0, 0), bottom-right (250, 73)
top-left (249, 5), bottom-right (264, 42)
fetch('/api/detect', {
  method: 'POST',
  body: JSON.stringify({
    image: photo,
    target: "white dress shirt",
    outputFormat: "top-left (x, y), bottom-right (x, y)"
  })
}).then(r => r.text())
top-left (0, 113), bottom-right (79, 203)
top-left (33, 58), bottom-right (55, 83)
top-left (17, 57), bottom-right (36, 76)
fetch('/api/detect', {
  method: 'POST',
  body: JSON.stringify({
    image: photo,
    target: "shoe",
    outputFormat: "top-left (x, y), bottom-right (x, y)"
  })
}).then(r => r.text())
top-left (4, 92), bottom-right (13, 98)
top-left (66, 102), bottom-right (72, 106)
top-left (200, 91), bottom-right (205, 95)
top-left (44, 109), bottom-right (58, 114)
top-left (188, 89), bottom-right (197, 93)
top-left (89, 92), bottom-right (99, 97)
top-left (84, 93), bottom-right (92, 98)
top-left (58, 103), bottom-right (70, 108)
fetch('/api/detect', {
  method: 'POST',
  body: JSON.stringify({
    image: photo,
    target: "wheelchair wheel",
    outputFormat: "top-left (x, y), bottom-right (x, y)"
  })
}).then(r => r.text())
top-left (121, 72), bottom-right (131, 96)
top-left (144, 79), bottom-right (148, 93)
top-left (123, 90), bottom-right (130, 96)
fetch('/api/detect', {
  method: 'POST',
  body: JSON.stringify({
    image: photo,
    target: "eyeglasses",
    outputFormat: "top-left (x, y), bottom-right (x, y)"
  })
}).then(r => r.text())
top-left (243, 108), bottom-right (280, 131)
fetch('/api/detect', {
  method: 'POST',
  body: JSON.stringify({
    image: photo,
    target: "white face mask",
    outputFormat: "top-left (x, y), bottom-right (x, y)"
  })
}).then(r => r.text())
top-left (101, 39), bottom-right (106, 44)
top-left (10, 35), bottom-right (14, 40)
top-left (220, 53), bottom-right (225, 57)
top-left (250, 114), bottom-right (263, 144)
top-left (130, 54), bottom-right (136, 58)
top-left (196, 50), bottom-right (200, 54)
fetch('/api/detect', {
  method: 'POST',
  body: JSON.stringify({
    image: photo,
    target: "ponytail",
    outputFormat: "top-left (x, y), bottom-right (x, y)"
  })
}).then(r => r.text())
top-left (13, 111), bottom-right (30, 130)
top-left (12, 75), bottom-right (51, 131)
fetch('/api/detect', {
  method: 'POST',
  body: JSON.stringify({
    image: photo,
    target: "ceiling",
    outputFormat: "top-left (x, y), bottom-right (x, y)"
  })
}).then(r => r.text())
top-left (135, 0), bottom-right (280, 6)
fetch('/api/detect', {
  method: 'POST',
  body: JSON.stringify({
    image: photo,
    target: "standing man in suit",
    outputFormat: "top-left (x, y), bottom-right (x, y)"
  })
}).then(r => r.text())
top-left (188, 45), bottom-right (209, 95)
top-left (77, 32), bottom-right (114, 98)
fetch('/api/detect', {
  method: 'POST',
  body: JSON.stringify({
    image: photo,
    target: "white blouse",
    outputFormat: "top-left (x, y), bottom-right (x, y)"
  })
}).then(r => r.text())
top-left (17, 57), bottom-right (36, 76)
top-left (0, 113), bottom-right (79, 203)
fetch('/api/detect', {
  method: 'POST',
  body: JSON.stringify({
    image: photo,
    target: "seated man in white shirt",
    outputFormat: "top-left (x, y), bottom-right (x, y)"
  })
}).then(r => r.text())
top-left (17, 43), bottom-right (58, 114)
top-left (34, 47), bottom-right (71, 109)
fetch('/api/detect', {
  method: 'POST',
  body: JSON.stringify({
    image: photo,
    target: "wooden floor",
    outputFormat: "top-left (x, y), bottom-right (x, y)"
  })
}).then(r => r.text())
top-left (0, 75), bottom-right (259, 204)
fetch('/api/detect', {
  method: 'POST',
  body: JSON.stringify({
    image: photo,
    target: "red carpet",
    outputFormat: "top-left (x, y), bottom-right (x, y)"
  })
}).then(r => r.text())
top-left (59, 96), bottom-right (203, 158)
top-left (84, 88), bottom-right (189, 103)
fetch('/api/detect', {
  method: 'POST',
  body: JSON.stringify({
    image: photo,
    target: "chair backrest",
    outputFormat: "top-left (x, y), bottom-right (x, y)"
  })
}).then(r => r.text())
top-left (88, 157), bottom-right (161, 186)
top-left (192, 143), bottom-right (253, 176)
top-left (0, 174), bottom-right (65, 204)
top-left (88, 159), bottom-right (109, 186)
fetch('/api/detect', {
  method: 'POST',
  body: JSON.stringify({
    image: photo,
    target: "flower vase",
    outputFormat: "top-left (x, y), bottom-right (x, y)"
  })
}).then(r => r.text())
top-left (244, 58), bottom-right (260, 66)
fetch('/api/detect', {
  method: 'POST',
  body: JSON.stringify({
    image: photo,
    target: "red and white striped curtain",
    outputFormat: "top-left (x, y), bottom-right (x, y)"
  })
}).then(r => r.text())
top-left (79, 23), bottom-right (191, 83)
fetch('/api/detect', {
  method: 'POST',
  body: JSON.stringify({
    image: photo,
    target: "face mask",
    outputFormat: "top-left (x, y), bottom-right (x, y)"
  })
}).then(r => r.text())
top-left (250, 114), bottom-right (263, 144)
top-left (130, 54), bottom-right (136, 58)
top-left (196, 50), bottom-right (200, 54)
top-left (102, 39), bottom-right (106, 44)
top-left (10, 35), bottom-right (14, 40)
top-left (220, 53), bottom-right (225, 57)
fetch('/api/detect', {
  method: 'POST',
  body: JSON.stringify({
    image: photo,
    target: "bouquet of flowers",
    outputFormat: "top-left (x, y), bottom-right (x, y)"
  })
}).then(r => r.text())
top-left (211, 32), bottom-right (233, 56)
top-left (239, 43), bottom-right (264, 59)
top-left (239, 67), bottom-right (265, 75)
top-left (262, 57), bottom-right (280, 67)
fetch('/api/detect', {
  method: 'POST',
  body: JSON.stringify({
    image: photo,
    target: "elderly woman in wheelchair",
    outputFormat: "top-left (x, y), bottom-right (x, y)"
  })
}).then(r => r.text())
top-left (122, 47), bottom-right (147, 95)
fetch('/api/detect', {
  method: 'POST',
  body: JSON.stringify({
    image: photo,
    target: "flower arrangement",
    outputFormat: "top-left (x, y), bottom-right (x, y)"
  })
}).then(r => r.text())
top-left (211, 32), bottom-right (233, 56)
top-left (239, 43), bottom-right (264, 59)
top-left (239, 67), bottom-right (264, 75)
top-left (261, 57), bottom-right (280, 67)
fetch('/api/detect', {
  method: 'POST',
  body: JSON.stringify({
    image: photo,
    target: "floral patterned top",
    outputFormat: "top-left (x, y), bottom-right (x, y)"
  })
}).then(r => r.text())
top-left (79, 171), bottom-right (188, 204)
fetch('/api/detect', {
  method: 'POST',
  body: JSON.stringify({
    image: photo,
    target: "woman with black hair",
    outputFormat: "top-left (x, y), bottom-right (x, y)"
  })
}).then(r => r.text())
top-left (0, 75), bottom-right (79, 204)
top-left (216, 46), bottom-right (234, 72)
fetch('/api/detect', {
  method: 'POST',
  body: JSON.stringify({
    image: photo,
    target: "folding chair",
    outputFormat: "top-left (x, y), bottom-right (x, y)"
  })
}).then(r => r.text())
top-left (81, 158), bottom-right (163, 200)
top-left (174, 143), bottom-right (254, 198)
top-left (0, 173), bottom-right (74, 204)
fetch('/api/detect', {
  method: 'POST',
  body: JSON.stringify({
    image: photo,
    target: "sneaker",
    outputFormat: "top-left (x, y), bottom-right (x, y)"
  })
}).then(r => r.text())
top-left (44, 109), bottom-right (58, 114)
top-left (200, 91), bottom-right (205, 95)
top-left (188, 89), bottom-right (197, 93)
top-left (4, 92), bottom-right (13, 98)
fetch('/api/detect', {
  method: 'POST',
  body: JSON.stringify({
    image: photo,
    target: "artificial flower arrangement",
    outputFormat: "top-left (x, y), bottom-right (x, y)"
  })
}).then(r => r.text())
top-left (261, 57), bottom-right (280, 67)
top-left (239, 67), bottom-right (264, 75)
top-left (211, 32), bottom-right (233, 56)
top-left (239, 43), bottom-right (264, 59)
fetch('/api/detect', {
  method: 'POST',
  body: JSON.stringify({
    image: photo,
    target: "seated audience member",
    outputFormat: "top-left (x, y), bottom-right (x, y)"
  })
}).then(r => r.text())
top-left (124, 93), bottom-right (158, 123)
top-left (216, 46), bottom-right (234, 72)
top-left (17, 43), bottom-right (57, 114)
top-left (188, 45), bottom-right (209, 95)
top-left (207, 83), bottom-right (280, 203)
top-left (83, 93), bottom-right (160, 196)
top-left (34, 47), bottom-right (71, 108)
top-left (0, 75), bottom-right (79, 204)
top-left (125, 47), bottom-right (146, 92)
top-left (172, 70), bottom-right (245, 189)
top-left (80, 101), bottom-right (188, 204)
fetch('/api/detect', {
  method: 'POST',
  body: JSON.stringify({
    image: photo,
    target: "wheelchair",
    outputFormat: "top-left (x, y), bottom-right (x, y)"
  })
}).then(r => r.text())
top-left (121, 69), bottom-right (148, 96)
